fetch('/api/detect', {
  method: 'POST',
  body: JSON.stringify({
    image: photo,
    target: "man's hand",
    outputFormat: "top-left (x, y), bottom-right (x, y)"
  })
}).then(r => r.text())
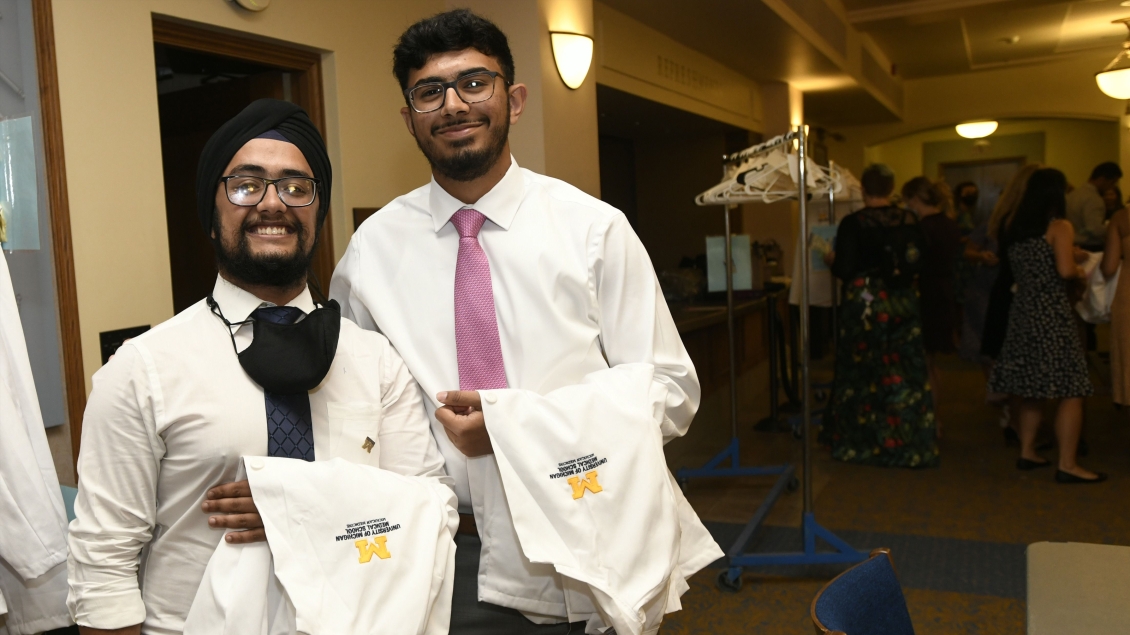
top-left (435, 391), bottom-right (494, 457)
top-left (202, 480), bottom-right (265, 543)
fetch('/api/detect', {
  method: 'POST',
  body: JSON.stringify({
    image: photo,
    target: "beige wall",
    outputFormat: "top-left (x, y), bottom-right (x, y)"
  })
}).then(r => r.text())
top-left (52, 0), bottom-right (601, 398)
top-left (863, 119), bottom-right (1119, 193)
top-left (593, 2), bottom-right (762, 133)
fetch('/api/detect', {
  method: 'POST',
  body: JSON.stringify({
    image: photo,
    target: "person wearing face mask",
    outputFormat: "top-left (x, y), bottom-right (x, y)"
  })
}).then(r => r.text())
top-left (65, 99), bottom-right (447, 635)
top-left (953, 181), bottom-right (979, 236)
top-left (327, 9), bottom-right (715, 635)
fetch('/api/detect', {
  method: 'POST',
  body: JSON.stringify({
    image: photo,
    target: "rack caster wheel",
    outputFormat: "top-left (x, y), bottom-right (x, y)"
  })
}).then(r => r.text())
top-left (716, 570), bottom-right (742, 593)
top-left (786, 476), bottom-right (800, 493)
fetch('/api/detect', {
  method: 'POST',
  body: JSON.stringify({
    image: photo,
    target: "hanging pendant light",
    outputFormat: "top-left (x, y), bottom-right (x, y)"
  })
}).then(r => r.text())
top-left (1096, 18), bottom-right (1130, 99)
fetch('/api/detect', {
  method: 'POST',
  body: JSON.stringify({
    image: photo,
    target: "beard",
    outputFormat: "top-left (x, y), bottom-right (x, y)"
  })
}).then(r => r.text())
top-left (415, 105), bottom-right (510, 182)
top-left (212, 211), bottom-right (318, 289)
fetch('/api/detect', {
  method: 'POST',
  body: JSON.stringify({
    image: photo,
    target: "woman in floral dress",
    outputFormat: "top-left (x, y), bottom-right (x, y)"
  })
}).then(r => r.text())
top-left (821, 164), bottom-right (939, 468)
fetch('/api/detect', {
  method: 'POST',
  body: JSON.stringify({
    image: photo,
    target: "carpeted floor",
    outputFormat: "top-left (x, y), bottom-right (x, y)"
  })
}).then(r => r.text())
top-left (661, 352), bottom-right (1129, 633)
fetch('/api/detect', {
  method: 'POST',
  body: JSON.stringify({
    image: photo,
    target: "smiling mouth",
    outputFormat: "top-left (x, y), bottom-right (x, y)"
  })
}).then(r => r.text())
top-left (434, 119), bottom-right (487, 136)
top-left (247, 224), bottom-right (296, 237)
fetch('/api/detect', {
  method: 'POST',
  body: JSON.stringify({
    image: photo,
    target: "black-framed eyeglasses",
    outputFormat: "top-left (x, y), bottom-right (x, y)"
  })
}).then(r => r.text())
top-left (404, 70), bottom-right (508, 114)
top-left (220, 175), bottom-right (319, 208)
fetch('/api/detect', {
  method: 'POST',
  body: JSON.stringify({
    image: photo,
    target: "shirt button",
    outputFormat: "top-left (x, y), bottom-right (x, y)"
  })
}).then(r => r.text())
top-left (249, 458), bottom-right (265, 471)
top-left (484, 393), bottom-right (498, 405)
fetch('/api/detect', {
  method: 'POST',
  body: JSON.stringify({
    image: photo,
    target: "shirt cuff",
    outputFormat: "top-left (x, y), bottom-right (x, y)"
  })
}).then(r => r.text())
top-left (69, 587), bottom-right (146, 630)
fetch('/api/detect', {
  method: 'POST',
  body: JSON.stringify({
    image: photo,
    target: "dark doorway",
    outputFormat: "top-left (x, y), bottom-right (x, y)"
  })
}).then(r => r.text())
top-left (153, 18), bottom-right (332, 313)
top-left (939, 157), bottom-right (1025, 228)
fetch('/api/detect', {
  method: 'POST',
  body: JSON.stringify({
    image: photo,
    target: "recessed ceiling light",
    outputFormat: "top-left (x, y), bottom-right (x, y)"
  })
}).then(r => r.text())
top-left (1122, 1), bottom-right (1130, 7)
top-left (1000, 35), bottom-right (1020, 45)
top-left (956, 121), bottom-right (999, 138)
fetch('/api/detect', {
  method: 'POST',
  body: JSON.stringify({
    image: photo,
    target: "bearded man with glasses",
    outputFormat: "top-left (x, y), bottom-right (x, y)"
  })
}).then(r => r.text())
top-left (65, 99), bottom-right (449, 635)
top-left (330, 9), bottom-right (711, 635)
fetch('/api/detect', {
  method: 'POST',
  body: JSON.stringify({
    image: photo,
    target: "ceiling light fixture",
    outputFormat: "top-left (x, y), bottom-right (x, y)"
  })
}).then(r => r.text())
top-left (550, 32), bottom-right (594, 90)
top-left (1096, 18), bottom-right (1130, 99)
top-left (955, 121), bottom-right (998, 138)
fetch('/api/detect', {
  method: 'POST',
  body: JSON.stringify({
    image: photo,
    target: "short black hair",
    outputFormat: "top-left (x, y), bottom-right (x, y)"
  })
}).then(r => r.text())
top-left (1090, 161), bottom-right (1123, 181)
top-left (392, 9), bottom-right (515, 92)
top-left (860, 164), bottom-right (895, 198)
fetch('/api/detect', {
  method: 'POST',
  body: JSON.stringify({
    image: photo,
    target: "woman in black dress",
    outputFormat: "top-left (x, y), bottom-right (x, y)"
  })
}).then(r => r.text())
top-left (988, 168), bottom-right (1103, 483)
top-left (821, 164), bottom-right (938, 468)
top-left (902, 176), bottom-right (962, 435)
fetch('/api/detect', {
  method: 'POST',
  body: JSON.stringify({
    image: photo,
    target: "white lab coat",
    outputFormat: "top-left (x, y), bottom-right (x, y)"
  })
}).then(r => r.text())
top-left (481, 364), bottom-right (722, 635)
top-left (0, 253), bottom-right (71, 635)
top-left (183, 457), bottom-right (459, 635)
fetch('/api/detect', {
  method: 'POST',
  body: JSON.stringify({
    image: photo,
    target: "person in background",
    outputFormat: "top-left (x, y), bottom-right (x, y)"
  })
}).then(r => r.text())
top-left (903, 176), bottom-right (962, 437)
top-left (1103, 185), bottom-right (1125, 222)
top-left (989, 168), bottom-right (1103, 484)
top-left (1102, 198), bottom-right (1130, 408)
top-left (1066, 161), bottom-right (1121, 251)
top-left (821, 164), bottom-right (938, 468)
top-left (953, 181), bottom-right (979, 236)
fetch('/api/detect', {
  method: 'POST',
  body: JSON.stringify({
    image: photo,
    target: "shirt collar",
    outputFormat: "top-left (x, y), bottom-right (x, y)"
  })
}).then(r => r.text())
top-left (427, 155), bottom-right (524, 233)
top-left (210, 275), bottom-right (317, 323)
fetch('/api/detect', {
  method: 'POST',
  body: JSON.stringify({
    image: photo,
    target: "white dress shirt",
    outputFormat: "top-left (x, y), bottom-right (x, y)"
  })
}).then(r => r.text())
top-left (0, 252), bottom-right (71, 635)
top-left (67, 276), bottom-right (446, 635)
top-left (1066, 182), bottom-right (1106, 248)
top-left (330, 158), bottom-right (700, 618)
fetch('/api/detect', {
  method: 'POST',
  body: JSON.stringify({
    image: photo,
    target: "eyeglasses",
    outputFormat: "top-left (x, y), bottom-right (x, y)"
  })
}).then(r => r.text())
top-left (221, 175), bottom-right (319, 208)
top-left (404, 71), bottom-right (507, 114)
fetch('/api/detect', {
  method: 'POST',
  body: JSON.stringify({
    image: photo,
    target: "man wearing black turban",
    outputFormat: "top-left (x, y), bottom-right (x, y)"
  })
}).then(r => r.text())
top-left (66, 99), bottom-right (448, 635)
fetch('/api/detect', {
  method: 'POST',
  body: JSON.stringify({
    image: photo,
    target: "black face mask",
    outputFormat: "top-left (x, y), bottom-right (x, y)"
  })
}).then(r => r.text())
top-left (960, 194), bottom-right (978, 208)
top-left (207, 296), bottom-right (341, 394)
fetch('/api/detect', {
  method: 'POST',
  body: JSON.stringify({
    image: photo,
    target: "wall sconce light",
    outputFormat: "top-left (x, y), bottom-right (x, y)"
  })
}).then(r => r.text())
top-left (550, 32), bottom-right (594, 90)
top-left (231, 0), bottom-right (271, 10)
top-left (1097, 18), bottom-right (1130, 99)
top-left (955, 121), bottom-right (998, 139)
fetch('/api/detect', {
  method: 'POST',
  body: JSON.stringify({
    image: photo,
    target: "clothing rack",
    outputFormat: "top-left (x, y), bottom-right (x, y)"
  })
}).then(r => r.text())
top-left (675, 131), bottom-right (802, 486)
top-left (682, 125), bottom-right (866, 592)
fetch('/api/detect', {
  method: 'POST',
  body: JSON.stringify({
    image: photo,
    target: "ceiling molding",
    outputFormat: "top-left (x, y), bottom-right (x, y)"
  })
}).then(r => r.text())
top-left (847, 0), bottom-right (1011, 25)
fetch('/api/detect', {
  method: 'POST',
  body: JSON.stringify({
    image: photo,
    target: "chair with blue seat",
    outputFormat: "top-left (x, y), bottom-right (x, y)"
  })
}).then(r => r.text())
top-left (810, 547), bottom-right (915, 635)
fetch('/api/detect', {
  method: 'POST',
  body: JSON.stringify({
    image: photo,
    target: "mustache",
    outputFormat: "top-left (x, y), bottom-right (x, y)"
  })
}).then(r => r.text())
top-left (431, 116), bottom-right (489, 135)
top-left (240, 215), bottom-right (298, 231)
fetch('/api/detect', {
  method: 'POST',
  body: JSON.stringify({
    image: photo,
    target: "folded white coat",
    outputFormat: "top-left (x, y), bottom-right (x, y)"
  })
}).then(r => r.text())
top-left (183, 457), bottom-right (459, 635)
top-left (1077, 251), bottom-right (1119, 324)
top-left (0, 252), bottom-right (71, 635)
top-left (481, 364), bottom-right (723, 635)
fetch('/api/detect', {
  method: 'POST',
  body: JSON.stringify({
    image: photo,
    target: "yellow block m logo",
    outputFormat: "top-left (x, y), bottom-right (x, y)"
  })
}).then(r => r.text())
top-left (355, 536), bottom-right (391, 563)
top-left (568, 470), bottom-right (604, 499)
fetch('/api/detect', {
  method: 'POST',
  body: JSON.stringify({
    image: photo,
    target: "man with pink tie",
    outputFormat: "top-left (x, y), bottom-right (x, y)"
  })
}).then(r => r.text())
top-left (330, 10), bottom-right (701, 634)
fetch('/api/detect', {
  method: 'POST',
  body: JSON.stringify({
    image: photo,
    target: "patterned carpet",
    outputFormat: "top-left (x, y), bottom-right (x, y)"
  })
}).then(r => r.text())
top-left (661, 352), bottom-right (1129, 633)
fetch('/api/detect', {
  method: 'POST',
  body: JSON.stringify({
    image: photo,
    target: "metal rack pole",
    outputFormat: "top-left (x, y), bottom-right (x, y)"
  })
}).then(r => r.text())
top-left (724, 202), bottom-right (739, 448)
top-left (828, 162), bottom-right (838, 368)
top-left (797, 126), bottom-right (813, 515)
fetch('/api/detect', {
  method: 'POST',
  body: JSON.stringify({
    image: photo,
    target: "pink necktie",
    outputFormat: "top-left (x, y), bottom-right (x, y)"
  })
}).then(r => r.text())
top-left (452, 209), bottom-right (508, 390)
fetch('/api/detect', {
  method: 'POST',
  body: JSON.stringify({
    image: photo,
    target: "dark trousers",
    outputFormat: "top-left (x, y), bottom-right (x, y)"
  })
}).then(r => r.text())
top-left (451, 533), bottom-right (586, 634)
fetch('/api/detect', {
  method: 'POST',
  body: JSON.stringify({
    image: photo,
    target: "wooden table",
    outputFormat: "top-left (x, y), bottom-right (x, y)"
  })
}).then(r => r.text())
top-left (1027, 541), bottom-right (1130, 633)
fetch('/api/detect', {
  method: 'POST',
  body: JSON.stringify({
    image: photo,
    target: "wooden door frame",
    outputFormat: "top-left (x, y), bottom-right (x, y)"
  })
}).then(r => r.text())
top-left (936, 155), bottom-right (1028, 179)
top-left (152, 14), bottom-right (335, 293)
top-left (31, 0), bottom-right (85, 470)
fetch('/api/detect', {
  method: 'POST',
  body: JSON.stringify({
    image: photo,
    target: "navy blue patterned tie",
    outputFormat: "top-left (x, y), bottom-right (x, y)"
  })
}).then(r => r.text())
top-left (253, 305), bottom-right (315, 461)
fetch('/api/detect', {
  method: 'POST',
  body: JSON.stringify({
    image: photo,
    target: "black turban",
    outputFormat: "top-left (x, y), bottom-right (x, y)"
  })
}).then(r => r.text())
top-left (196, 98), bottom-right (332, 235)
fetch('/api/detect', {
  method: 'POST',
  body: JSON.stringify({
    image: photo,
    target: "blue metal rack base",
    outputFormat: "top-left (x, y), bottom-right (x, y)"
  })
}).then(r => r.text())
top-left (675, 438), bottom-right (793, 481)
